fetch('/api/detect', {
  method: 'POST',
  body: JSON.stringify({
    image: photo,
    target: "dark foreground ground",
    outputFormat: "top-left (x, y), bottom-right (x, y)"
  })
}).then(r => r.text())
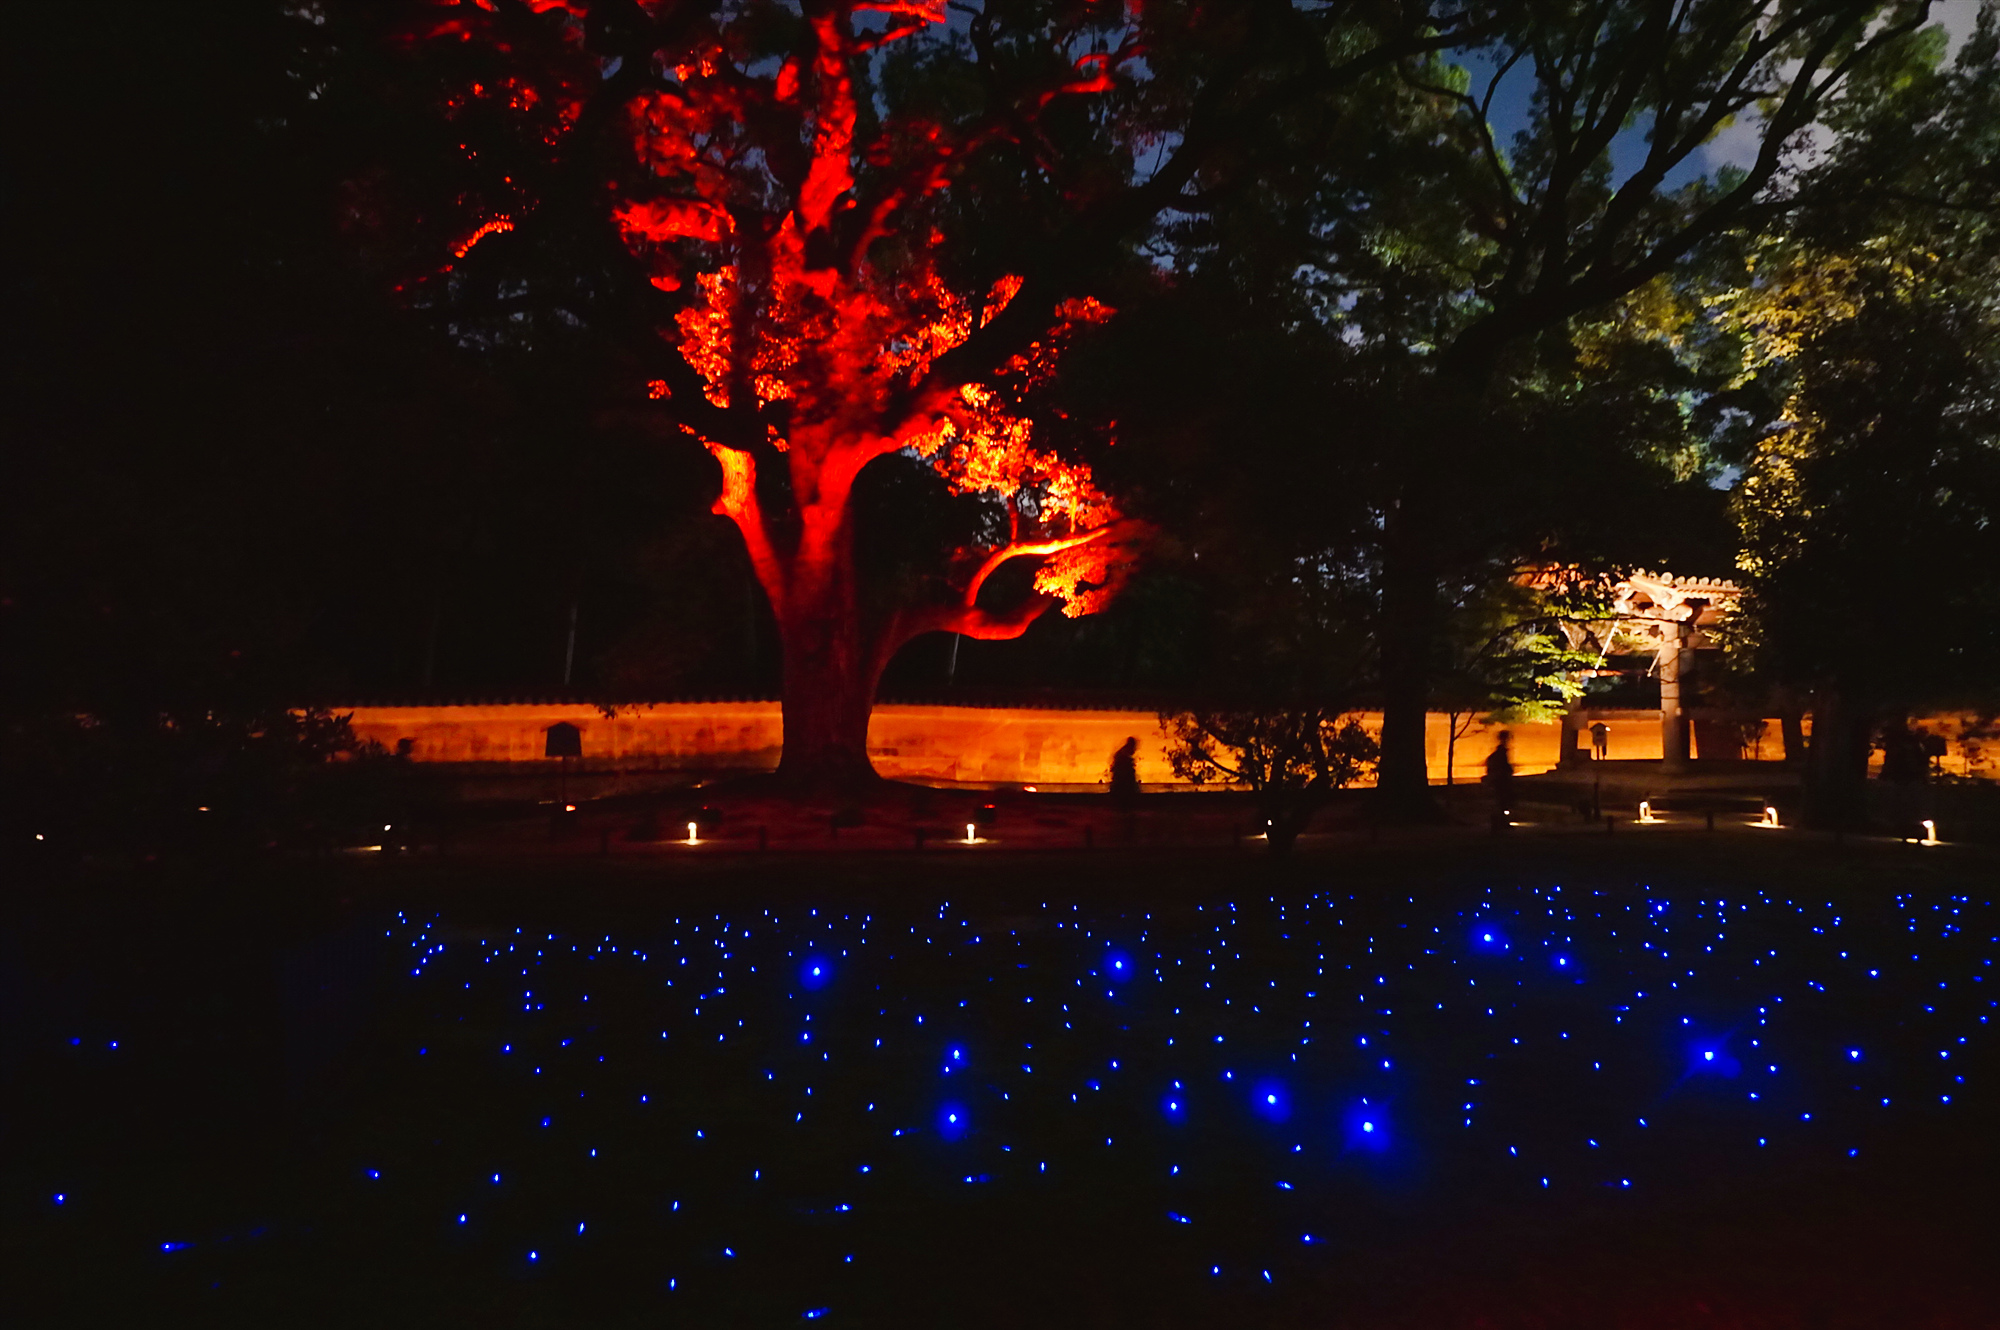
top-left (3, 833), bottom-right (1996, 1329)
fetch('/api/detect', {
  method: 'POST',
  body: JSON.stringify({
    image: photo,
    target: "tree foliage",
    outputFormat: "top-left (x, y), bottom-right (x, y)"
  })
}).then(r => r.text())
top-left (1161, 707), bottom-right (1378, 855)
top-left (1697, 7), bottom-right (2000, 818)
top-left (1433, 569), bottom-right (1606, 782)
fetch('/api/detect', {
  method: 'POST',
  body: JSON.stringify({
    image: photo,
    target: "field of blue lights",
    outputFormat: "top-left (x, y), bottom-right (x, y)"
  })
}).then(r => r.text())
top-left (12, 869), bottom-right (1997, 1326)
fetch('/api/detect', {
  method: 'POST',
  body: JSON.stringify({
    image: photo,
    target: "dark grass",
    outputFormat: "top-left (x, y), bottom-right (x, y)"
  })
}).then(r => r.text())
top-left (3, 835), bottom-right (1996, 1328)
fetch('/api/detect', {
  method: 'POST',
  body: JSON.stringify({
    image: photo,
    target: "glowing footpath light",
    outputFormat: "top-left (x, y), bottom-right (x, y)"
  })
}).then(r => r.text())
top-left (687, 822), bottom-right (699, 845)
top-left (1637, 801), bottom-right (1659, 824)
top-left (1921, 819), bottom-right (1939, 846)
top-left (1758, 805), bottom-right (1779, 828)
top-left (356, 883), bottom-right (1990, 1306)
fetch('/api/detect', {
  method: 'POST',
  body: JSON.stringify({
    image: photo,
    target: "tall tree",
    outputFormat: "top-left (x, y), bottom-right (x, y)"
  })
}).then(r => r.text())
top-left (1710, 7), bottom-right (2000, 825)
top-left (1358, 0), bottom-right (1944, 813)
top-left (346, 0), bottom-right (1504, 786)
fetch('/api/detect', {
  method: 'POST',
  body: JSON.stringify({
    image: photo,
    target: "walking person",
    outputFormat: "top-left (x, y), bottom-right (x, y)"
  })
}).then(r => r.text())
top-left (1590, 721), bottom-right (1610, 762)
top-left (1108, 737), bottom-right (1139, 802)
top-left (1484, 730), bottom-right (1515, 830)
top-left (1108, 736), bottom-right (1140, 843)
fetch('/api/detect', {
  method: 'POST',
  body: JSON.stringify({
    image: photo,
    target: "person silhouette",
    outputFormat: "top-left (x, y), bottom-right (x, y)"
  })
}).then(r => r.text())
top-left (1590, 721), bottom-right (1610, 761)
top-left (1108, 737), bottom-right (1140, 804)
top-left (1484, 730), bottom-right (1515, 817)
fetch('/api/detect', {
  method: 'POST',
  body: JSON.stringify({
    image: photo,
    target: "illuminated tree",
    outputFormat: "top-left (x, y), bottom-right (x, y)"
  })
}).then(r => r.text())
top-left (387, 0), bottom-right (1164, 784)
top-left (1432, 572), bottom-right (1602, 787)
top-left (375, 0), bottom-right (1502, 786)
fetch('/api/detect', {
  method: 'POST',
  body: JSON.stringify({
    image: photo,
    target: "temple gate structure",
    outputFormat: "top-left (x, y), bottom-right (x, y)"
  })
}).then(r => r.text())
top-left (1554, 571), bottom-right (1746, 773)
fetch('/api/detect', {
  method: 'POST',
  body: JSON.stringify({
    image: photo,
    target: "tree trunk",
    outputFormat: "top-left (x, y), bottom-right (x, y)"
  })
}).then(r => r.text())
top-left (1775, 686), bottom-right (1806, 766)
top-left (714, 438), bottom-right (1078, 793)
top-left (771, 501), bottom-right (882, 791)
top-left (775, 626), bottom-right (880, 789)
top-left (1802, 690), bottom-right (1874, 831)
top-left (1376, 505), bottom-right (1439, 820)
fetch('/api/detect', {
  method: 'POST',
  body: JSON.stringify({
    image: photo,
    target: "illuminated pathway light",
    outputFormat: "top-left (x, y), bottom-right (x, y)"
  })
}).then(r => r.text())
top-left (43, 874), bottom-right (1997, 1322)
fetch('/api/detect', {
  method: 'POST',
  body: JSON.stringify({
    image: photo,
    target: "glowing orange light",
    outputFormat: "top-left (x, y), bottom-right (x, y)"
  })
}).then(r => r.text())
top-left (451, 217), bottom-right (514, 259)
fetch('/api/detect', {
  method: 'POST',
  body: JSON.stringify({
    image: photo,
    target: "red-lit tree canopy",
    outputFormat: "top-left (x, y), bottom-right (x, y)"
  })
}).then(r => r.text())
top-left (403, 0), bottom-right (1156, 783)
top-left (388, 0), bottom-right (1499, 785)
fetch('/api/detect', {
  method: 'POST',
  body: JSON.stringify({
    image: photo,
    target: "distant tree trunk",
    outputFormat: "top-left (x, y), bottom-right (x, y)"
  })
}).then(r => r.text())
top-left (1782, 711), bottom-right (1807, 766)
top-left (1802, 690), bottom-right (1874, 830)
top-left (421, 581), bottom-right (443, 692)
top-left (562, 597), bottom-right (579, 689)
top-left (1376, 501), bottom-right (1439, 819)
top-left (745, 563), bottom-right (762, 678)
top-left (1775, 686), bottom-right (1807, 766)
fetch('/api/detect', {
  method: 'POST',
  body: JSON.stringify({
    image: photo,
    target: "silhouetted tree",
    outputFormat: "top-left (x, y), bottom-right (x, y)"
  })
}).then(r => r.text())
top-left (1163, 708), bottom-right (1378, 856)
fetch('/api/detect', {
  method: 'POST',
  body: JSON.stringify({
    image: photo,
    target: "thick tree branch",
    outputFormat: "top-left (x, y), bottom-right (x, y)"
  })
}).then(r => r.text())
top-left (706, 445), bottom-right (789, 617)
top-left (962, 526), bottom-right (1113, 606)
top-left (915, 2), bottom-right (1515, 399)
top-left (1440, 1), bottom-right (1933, 384)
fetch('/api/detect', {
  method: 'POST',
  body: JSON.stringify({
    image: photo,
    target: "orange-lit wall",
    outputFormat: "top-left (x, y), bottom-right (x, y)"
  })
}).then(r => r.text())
top-left (335, 702), bottom-right (1655, 788)
top-left (337, 702), bottom-right (1988, 787)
